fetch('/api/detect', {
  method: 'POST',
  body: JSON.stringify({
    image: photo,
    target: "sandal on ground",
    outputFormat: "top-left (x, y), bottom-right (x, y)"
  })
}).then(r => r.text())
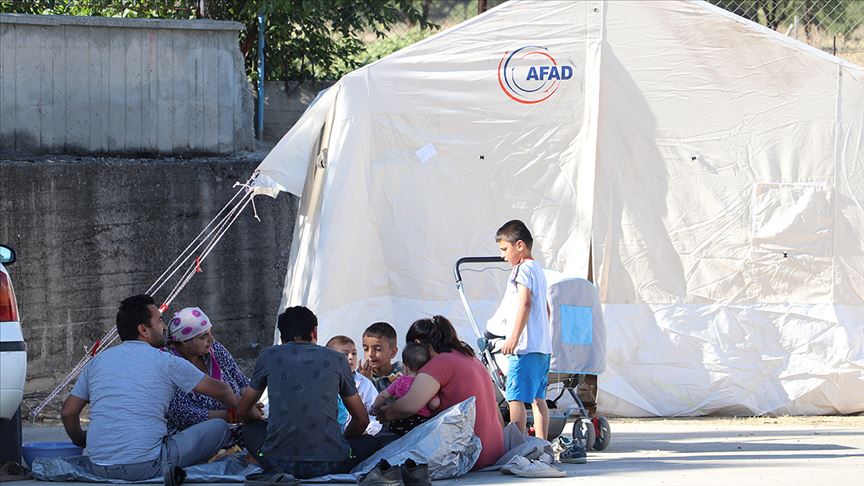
top-left (0, 461), bottom-right (32, 482)
top-left (163, 466), bottom-right (186, 486)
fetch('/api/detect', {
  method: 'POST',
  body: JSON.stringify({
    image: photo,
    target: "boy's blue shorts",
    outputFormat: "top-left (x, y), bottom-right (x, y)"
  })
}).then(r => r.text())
top-left (505, 352), bottom-right (551, 403)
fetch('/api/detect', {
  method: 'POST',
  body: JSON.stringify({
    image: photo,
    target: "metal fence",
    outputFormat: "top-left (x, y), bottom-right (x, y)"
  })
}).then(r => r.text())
top-left (709, 0), bottom-right (864, 66)
top-left (383, 1), bottom-right (864, 67)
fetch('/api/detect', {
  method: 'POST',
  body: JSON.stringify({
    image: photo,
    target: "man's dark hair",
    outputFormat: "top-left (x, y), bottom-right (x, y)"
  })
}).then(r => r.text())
top-left (362, 321), bottom-right (398, 347)
top-left (278, 306), bottom-right (318, 343)
top-left (116, 294), bottom-right (155, 341)
top-left (401, 342), bottom-right (431, 371)
top-left (495, 219), bottom-right (533, 249)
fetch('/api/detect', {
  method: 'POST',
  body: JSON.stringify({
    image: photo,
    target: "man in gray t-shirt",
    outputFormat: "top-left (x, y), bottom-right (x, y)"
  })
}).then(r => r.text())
top-left (240, 307), bottom-right (393, 479)
top-left (61, 295), bottom-right (239, 482)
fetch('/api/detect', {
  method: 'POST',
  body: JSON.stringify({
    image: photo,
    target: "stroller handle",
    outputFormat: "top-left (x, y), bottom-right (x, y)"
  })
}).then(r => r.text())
top-left (453, 256), bottom-right (505, 284)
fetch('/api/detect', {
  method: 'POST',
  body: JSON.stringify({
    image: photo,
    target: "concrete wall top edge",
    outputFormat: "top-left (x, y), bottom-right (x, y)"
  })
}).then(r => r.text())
top-left (0, 13), bottom-right (243, 31)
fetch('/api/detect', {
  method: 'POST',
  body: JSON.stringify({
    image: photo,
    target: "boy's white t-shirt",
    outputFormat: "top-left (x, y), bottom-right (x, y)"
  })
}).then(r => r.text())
top-left (486, 259), bottom-right (552, 355)
top-left (354, 371), bottom-right (382, 435)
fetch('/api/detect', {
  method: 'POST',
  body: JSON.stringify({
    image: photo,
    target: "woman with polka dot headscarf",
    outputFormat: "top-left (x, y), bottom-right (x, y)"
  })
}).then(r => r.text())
top-left (165, 307), bottom-right (262, 445)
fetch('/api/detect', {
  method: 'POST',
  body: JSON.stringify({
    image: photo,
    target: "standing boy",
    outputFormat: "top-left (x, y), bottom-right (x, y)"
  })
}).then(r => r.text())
top-left (495, 220), bottom-right (552, 439)
top-left (358, 322), bottom-right (404, 392)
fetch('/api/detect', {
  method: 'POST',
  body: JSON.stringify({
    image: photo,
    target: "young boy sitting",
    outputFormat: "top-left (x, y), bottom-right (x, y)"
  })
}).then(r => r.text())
top-left (326, 335), bottom-right (382, 435)
top-left (493, 219), bottom-right (553, 439)
top-left (359, 322), bottom-right (404, 392)
top-left (371, 343), bottom-right (441, 435)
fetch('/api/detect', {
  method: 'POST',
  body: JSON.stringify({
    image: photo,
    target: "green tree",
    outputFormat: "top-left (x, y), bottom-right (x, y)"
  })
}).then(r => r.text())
top-left (0, 0), bottom-right (436, 82)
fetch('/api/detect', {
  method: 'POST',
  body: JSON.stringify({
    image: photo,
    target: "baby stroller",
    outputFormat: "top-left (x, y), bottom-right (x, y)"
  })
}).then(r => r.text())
top-left (453, 256), bottom-right (612, 450)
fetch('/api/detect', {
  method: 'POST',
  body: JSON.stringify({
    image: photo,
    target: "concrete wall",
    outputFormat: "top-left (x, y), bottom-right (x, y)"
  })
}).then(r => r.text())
top-left (259, 80), bottom-right (334, 143)
top-left (0, 14), bottom-right (254, 155)
top-left (0, 155), bottom-right (295, 392)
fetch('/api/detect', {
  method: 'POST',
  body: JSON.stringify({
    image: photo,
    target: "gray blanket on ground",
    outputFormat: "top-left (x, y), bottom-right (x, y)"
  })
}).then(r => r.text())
top-left (482, 422), bottom-right (555, 470)
top-left (31, 453), bottom-right (261, 483)
top-left (31, 398), bottom-right (483, 483)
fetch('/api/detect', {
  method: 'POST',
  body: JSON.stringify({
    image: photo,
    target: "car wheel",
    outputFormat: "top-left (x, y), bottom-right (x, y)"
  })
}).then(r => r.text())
top-left (0, 406), bottom-right (23, 464)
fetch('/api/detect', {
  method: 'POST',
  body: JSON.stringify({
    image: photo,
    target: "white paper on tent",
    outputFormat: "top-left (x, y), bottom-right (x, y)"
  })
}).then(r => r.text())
top-left (416, 143), bottom-right (438, 164)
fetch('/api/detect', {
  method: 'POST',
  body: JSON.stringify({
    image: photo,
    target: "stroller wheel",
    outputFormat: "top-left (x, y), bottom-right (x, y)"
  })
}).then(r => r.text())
top-left (592, 416), bottom-right (611, 451)
top-left (572, 416), bottom-right (596, 450)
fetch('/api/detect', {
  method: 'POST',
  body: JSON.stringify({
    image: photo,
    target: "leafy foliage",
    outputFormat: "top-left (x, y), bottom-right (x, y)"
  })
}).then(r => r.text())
top-left (338, 25), bottom-right (434, 73)
top-left (0, 0), bottom-right (437, 81)
top-left (253, 0), bottom-right (436, 81)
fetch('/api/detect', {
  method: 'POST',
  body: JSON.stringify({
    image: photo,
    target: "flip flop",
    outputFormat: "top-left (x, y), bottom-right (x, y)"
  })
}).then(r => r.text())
top-left (163, 466), bottom-right (186, 486)
top-left (0, 461), bottom-right (32, 482)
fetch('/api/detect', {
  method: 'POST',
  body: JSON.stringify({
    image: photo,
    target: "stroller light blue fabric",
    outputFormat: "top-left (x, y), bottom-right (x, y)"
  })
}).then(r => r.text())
top-left (560, 305), bottom-right (593, 345)
top-left (547, 277), bottom-right (606, 374)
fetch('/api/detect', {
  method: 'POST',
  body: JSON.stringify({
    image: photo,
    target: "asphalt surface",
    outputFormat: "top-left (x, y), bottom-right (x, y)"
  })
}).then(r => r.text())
top-left (17, 417), bottom-right (864, 485)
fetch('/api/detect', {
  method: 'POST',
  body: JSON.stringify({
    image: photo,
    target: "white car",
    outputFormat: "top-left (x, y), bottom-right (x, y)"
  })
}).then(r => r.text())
top-left (0, 244), bottom-right (25, 421)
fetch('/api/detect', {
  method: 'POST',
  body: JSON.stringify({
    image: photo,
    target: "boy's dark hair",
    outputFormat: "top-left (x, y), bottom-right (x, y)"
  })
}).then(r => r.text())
top-left (116, 294), bottom-right (155, 342)
top-left (495, 219), bottom-right (533, 249)
top-left (278, 306), bottom-right (318, 343)
top-left (362, 321), bottom-right (398, 347)
top-left (402, 342), bottom-right (431, 371)
top-left (326, 335), bottom-right (354, 348)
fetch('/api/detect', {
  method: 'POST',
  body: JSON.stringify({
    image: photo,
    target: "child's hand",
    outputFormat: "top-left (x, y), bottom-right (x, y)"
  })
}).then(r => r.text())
top-left (427, 395), bottom-right (441, 411)
top-left (248, 402), bottom-right (265, 421)
top-left (358, 359), bottom-right (374, 379)
top-left (501, 337), bottom-right (518, 355)
top-left (376, 404), bottom-right (391, 422)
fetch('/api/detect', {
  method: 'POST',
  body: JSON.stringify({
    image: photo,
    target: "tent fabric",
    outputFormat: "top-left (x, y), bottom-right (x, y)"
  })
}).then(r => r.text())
top-left (254, 0), bottom-right (864, 416)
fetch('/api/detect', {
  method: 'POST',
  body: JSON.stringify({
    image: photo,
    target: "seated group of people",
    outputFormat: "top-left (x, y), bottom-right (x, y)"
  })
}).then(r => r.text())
top-left (61, 294), bottom-right (506, 481)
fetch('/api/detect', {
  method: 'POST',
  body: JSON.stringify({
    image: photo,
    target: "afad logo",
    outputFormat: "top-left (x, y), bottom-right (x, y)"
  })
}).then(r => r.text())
top-left (497, 45), bottom-right (573, 104)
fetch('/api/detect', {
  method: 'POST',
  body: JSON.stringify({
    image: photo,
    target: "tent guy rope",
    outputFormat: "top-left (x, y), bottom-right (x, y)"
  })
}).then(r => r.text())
top-left (28, 174), bottom-right (262, 422)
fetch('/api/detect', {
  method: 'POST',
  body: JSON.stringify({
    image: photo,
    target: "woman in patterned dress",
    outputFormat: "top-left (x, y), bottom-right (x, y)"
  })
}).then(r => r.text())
top-left (165, 307), bottom-right (260, 445)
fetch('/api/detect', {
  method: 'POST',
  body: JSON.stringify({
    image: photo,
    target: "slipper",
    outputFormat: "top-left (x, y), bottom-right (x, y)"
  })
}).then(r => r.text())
top-left (163, 466), bottom-right (186, 486)
top-left (0, 461), bottom-right (31, 482)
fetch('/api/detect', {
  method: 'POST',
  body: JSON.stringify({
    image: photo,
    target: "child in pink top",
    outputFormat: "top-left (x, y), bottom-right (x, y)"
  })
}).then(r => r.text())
top-left (371, 343), bottom-right (440, 434)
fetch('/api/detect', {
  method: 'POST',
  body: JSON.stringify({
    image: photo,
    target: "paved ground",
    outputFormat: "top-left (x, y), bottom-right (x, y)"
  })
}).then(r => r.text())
top-left (17, 416), bottom-right (864, 485)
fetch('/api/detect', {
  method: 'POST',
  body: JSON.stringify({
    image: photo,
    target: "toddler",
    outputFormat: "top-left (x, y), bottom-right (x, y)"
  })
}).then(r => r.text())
top-left (371, 343), bottom-right (440, 435)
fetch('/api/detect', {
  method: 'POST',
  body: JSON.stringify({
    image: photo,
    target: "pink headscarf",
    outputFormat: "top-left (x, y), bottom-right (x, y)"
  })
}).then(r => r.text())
top-left (168, 307), bottom-right (212, 342)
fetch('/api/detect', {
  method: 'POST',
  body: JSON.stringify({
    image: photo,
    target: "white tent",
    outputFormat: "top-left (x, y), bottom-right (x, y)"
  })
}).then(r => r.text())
top-left (252, 0), bottom-right (864, 416)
